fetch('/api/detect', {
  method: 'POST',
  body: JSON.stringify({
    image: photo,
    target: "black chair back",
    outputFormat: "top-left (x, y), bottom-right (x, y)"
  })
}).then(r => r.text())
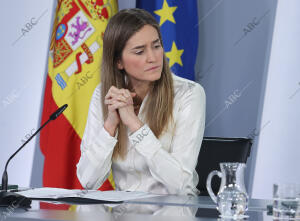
top-left (196, 137), bottom-right (252, 196)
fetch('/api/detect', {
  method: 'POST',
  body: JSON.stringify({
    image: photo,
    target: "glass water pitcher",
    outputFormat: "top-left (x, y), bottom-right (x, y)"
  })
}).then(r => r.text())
top-left (206, 162), bottom-right (249, 218)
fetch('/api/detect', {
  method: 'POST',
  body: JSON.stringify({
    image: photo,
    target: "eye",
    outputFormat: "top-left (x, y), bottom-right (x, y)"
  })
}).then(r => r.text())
top-left (154, 44), bottom-right (161, 49)
top-left (135, 50), bottom-right (144, 55)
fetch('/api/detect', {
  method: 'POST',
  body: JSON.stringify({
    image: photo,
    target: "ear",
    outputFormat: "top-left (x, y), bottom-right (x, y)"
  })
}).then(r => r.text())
top-left (117, 60), bottom-right (124, 70)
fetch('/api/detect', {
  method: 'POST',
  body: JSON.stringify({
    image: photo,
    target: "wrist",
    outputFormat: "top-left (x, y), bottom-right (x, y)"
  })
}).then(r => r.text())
top-left (127, 117), bottom-right (144, 133)
top-left (104, 119), bottom-right (118, 137)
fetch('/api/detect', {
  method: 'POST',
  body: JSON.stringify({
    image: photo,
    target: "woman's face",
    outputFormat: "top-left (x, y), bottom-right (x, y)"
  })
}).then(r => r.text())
top-left (117, 25), bottom-right (164, 85)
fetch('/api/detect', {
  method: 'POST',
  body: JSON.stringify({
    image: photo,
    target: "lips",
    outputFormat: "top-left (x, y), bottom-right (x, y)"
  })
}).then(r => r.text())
top-left (145, 66), bottom-right (159, 71)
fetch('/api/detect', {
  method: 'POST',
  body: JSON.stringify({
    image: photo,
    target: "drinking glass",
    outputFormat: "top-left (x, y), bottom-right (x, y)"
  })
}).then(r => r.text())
top-left (273, 183), bottom-right (300, 219)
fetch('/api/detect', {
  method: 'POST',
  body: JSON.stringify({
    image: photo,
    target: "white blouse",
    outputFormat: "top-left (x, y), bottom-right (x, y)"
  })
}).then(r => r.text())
top-left (76, 75), bottom-right (206, 196)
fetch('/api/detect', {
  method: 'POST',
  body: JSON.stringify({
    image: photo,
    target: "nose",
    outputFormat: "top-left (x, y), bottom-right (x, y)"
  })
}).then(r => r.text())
top-left (146, 48), bottom-right (156, 63)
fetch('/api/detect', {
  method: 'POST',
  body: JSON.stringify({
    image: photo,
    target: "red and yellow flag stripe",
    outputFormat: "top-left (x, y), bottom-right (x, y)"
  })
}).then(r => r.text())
top-left (40, 0), bottom-right (117, 210)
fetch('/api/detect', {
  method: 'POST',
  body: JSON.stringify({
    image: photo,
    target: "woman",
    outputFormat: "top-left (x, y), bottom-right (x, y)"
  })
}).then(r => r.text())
top-left (76, 8), bottom-right (206, 196)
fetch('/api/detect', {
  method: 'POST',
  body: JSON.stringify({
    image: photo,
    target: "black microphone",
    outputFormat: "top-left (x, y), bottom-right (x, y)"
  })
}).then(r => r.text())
top-left (0, 104), bottom-right (68, 208)
top-left (49, 104), bottom-right (68, 120)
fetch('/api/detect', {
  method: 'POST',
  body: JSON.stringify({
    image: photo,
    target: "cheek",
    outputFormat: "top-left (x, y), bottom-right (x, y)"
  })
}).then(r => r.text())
top-left (157, 49), bottom-right (164, 63)
top-left (123, 56), bottom-right (144, 70)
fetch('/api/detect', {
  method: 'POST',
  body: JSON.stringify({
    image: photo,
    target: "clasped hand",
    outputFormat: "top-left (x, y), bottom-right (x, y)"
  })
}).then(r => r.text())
top-left (104, 86), bottom-right (143, 134)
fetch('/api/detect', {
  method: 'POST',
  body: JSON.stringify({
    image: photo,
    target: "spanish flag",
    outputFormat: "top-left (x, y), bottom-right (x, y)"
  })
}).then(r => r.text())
top-left (40, 0), bottom-right (117, 209)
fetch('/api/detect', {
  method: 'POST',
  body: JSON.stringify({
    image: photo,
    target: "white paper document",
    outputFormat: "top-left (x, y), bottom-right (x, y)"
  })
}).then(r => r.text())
top-left (83, 190), bottom-right (158, 202)
top-left (19, 188), bottom-right (160, 202)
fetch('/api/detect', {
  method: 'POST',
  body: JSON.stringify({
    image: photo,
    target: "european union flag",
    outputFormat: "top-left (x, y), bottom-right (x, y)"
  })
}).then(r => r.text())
top-left (137, 0), bottom-right (199, 81)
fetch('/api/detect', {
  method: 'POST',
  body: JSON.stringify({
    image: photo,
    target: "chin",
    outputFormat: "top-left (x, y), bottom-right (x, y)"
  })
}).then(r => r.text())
top-left (148, 72), bottom-right (162, 82)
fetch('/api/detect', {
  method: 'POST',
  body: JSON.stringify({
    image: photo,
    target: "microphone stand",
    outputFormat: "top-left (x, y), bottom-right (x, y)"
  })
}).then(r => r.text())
top-left (0, 104), bottom-right (68, 208)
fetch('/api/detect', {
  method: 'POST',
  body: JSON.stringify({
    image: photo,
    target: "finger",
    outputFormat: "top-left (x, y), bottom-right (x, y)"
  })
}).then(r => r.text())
top-left (119, 89), bottom-right (133, 103)
top-left (106, 86), bottom-right (115, 97)
top-left (106, 95), bottom-right (133, 106)
top-left (116, 96), bottom-right (131, 104)
top-left (109, 101), bottom-right (129, 110)
top-left (106, 88), bottom-right (134, 103)
top-left (106, 98), bottom-right (124, 105)
top-left (105, 99), bottom-right (115, 105)
top-left (124, 89), bottom-right (132, 98)
top-left (105, 91), bottom-right (113, 99)
top-left (113, 89), bottom-right (131, 104)
top-left (108, 96), bottom-right (128, 104)
top-left (111, 94), bottom-right (129, 103)
top-left (109, 86), bottom-right (117, 92)
top-left (105, 90), bottom-right (121, 100)
top-left (105, 86), bottom-right (120, 99)
top-left (105, 90), bottom-right (117, 99)
top-left (108, 104), bottom-right (121, 112)
top-left (108, 102), bottom-right (120, 111)
top-left (118, 89), bottom-right (127, 98)
top-left (111, 87), bottom-right (125, 95)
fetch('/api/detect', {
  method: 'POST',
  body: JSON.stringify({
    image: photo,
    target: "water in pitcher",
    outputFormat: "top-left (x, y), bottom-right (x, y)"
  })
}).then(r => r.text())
top-left (217, 186), bottom-right (248, 217)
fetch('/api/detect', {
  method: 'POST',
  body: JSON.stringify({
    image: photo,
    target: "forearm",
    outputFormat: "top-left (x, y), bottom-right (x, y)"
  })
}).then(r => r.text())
top-left (130, 124), bottom-right (202, 195)
top-left (77, 151), bottom-right (112, 189)
top-left (104, 119), bottom-right (118, 137)
top-left (127, 116), bottom-right (144, 133)
top-left (77, 127), bottom-right (117, 189)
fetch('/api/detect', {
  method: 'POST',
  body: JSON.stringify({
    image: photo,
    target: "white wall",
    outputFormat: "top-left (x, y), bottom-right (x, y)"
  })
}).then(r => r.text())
top-left (0, 1), bottom-right (56, 188)
top-left (118, 0), bottom-right (136, 9)
top-left (251, 0), bottom-right (300, 199)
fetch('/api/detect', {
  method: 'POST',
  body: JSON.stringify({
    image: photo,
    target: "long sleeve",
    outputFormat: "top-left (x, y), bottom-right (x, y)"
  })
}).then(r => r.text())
top-left (76, 85), bottom-right (118, 189)
top-left (129, 83), bottom-right (206, 195)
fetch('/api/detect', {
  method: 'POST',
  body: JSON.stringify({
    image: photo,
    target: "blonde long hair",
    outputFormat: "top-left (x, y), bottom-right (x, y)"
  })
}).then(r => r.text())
top-left (101, 8), bottom-right (174, 159)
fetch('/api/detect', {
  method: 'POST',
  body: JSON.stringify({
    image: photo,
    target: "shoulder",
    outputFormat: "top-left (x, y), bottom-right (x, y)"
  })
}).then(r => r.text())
top-left (172, 74), bottom-right (205, 102)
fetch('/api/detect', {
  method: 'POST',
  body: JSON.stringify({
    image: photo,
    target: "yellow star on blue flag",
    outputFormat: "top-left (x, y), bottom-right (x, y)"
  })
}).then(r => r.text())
top-left (137, 0), bottom-right (199, 80)
top-left (154, 0), bottom-right (177, 26)
top-left (165, 41), bottom-right (184, 67)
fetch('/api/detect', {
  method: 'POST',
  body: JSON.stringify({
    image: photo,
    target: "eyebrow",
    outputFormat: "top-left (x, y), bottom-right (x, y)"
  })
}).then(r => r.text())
top-left (131, 39), bottom-right (160, 50)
